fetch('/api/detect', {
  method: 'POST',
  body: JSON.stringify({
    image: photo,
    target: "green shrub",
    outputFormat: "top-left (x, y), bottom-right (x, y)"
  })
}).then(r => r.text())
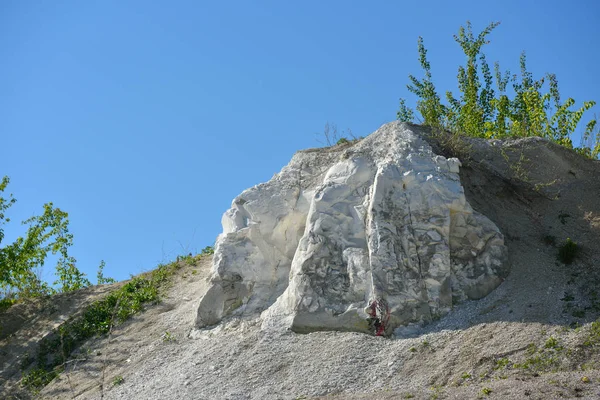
top-left (96, 260), bottom-right (116, 285)
top-left (545, 336), bottom-right (561, 349)
top-left (1, 176), bottom-right (91, 298)
top-left (201, 246), bottom-right (214, 256)
top-left (161, 331), bottom-right (176, 342)
top-left (21, 368), bottom-right (59, 392)
top-left (0, 296), bottom-right (17, 312)
top-left (558, 238), bottom-right (578, 264)
top-left (336, 137), bottom-right (349, 145)
top-left (583, 320), bottom-right (600, 346)
top-left (397, 22), bottom-right (598, 157)
top-left (494, 357), bottom-right (510, 370)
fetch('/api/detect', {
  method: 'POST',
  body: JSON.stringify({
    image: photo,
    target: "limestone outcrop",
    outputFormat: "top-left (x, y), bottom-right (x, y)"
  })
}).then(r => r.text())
top-left (196, 122), bottom-right (509, 335)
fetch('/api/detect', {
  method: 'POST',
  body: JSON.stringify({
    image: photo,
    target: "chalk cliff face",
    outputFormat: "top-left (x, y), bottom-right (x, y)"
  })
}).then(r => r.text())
top-left (196, 122), bottom-right (509, 335)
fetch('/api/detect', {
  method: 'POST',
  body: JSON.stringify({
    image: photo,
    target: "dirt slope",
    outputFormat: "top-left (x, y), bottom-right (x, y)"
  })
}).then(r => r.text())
top-left (1, 130), bottom-right (600, 400)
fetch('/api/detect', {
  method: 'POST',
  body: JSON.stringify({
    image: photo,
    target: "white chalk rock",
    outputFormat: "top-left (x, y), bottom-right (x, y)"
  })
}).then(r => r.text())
top-left (196, 122), bottom-right (509, 335)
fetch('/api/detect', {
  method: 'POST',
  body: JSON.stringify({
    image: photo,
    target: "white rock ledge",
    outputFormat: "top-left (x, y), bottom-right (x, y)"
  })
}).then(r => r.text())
top-left (196, 122), bottom-right (509, 336)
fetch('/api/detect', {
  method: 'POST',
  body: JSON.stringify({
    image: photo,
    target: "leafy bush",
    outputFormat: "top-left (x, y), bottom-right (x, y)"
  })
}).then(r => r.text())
top-left (201, 246), bottom-right (214, 256)
top-left (583, 320), bottom-right (600, 347)
top-left (397, 22), bottom-right (598, 158)
top-left (1, 176), bottom-right (91, 299)
top-left (21, 368), bottom-right (59, 393)
top-left (558, 238), bottom-right (578, 264)
top-left (96, 260), bottom-right (116, 285)
top-left (544, 336), bottom-right (561, 349)
top-left (0, 296), bottom-right (17, 312)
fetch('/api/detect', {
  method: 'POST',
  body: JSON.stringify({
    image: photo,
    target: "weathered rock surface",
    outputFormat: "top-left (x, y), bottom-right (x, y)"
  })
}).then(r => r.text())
top-left (196, 122), bottom-right (509, 335)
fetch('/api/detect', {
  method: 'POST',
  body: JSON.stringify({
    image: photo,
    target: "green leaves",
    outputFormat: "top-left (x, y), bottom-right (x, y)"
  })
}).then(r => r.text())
top-left (201, 245), bottom-right (215, 255)
top-left (405, 37), bottom-right (445, 128)
top-left (397, 98), bottom-right (415, 122)
top-left (0, 176), bottom-right (90, 298)
top-left (397, 21), bottom-right (598, 157)
top-left (0, 176), bottom-right (17, 248)
top-left (96, 260), bottom-right (116, 285)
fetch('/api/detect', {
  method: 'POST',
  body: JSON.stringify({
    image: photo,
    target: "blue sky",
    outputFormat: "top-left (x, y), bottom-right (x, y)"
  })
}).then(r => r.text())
top-left (1, 1), bottom-right (598, 283)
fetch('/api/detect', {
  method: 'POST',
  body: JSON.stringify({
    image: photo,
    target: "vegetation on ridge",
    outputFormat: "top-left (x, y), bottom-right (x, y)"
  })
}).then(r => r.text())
top-left (19, 252), bottom-right (207, 394)
top-left (0, 176), bottom-right (94, 302)
top-left (397, 21), bottom-right (599, 159)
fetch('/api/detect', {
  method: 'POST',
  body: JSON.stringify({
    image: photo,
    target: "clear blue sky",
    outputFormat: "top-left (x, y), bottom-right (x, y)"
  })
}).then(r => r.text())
top-left (1, 1), bottom-right (598, 283)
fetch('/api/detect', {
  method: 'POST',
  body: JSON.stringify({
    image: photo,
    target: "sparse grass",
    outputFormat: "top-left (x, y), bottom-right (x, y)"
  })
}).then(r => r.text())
top-left (580, 363), bottom-right (595, 371)
top-left (429, 385), bottom-right (442, 399)
top-left (317, 122), bottom-right (360, 147)
top-left (458, 318), bottom-right (598, 393)
top-left (583, 320), bottom-right (600, 347)
top-left (0, 296), bottom-right (17, 312)
top-left (112, 375), bottom-right (124, 386)
top-left (481, 387), bottom-right (492, 396)
top-left (21, 367), bottom-right (59, 393)
top-left (201, 246), bottom-right (214, 256)
top-left (558, 238), bottom-right (578, 264)
top-left (19, 251), bottom-right (210, 394)
top-left (162, 331), bottom-right (176, 342)
top-left (494, 357), bottom-right (510, 370)
top-left (545, 336), bottom-right (561, 350)
top-left (513, 353), bottom-right (559, 372)
top-left (512, 340), bottom-right (562, 373)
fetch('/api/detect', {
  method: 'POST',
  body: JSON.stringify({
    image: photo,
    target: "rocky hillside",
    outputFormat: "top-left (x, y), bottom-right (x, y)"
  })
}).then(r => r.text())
top-left (1, 122), bottom-right (600, 399)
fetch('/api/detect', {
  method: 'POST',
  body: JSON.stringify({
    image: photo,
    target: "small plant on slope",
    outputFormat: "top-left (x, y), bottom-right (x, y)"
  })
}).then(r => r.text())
top-left (96, 260), bottom-right (116, 285)
top-left (201, 246), bottom-right (214, 256)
